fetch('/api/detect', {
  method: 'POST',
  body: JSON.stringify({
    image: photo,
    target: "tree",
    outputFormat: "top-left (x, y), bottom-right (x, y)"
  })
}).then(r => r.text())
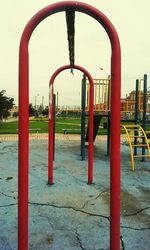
top-left (42, 106), bottom-right (49, 117)
top-left (0, 90), bottom-right (14, 121)
top-left (38, 104), bottom-right (44, 116)
top-left (13, 112), bottom-right (18, 118)
top-left (29, 103), bottom-right (36, 117)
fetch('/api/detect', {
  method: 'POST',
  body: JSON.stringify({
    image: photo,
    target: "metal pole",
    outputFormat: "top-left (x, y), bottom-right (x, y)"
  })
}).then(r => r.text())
top-left (42, 95), bottom-right (44, 108)
top-left (81, 74), bottom-right (86, 160)
top-left (18, 41), bottom-right (29, 250)
top-left (134, 79), bottom-right (139, 155)
top-left (107, 115), bottom-right (110, 156)
top-left (35, 95), bottom-right (37, 109)
top-left (107, 76), bottom-right (110, 156)
top-left (135, 79), bottom-right (139, 124)
top-left (110, 46), bottom-right (121, 250)
top-left (56, 91), bottom-right (58, 112)
top-left (142, 74), bottom-right (147, 160)
top-left (53, 94), bottom-right (56, 161)
top-left (88, 74), bottom-right (94, 185)
top-left (48, 84), bottom-right (54, 184)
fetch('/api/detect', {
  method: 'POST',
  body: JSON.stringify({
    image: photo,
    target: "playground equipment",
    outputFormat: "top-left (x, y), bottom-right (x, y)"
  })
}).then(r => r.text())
top-left (18, 1), bottom-right (121, 250)
top-left (81, 74), bottom-right (110, 157)
top-left (86, 77), bottom-right (110, 112)
top-left (135, 75), bottom-right (150, 131)
top-left (122, 74), bottom-right (150, 169)
top-left (85, 73), bottom-right (149, 123)
top-left (121, 74), bottom-right (150, 121)
top-left (122, 124), bottom-right (150, 171)
top-left (48, 65), bottom-right (94, 185)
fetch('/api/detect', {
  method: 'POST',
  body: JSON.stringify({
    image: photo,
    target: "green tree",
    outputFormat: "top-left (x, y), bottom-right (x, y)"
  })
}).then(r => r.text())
top-left (0, 90), bottom-right (14, 121)
top-left (37, 104), bottom-right (44, 117)
top-left (29, 103), bottom-right (36, 117)
top-left (13, 112), bottom-right (18, 118)
top-left (42, 106), bottom-right (49, 117)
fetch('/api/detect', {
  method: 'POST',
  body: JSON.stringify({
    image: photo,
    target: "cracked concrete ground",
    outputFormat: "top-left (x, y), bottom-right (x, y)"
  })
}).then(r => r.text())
top-left (0, 136), bottom-right (150, 250)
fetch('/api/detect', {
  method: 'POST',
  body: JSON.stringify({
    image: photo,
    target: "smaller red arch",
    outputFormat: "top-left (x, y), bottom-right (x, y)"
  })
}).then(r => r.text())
top-left (48, 65), bottom-right (94, 185)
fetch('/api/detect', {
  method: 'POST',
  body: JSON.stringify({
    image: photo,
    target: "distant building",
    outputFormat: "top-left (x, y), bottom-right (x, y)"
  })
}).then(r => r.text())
top-left (121, 90), bottom-right (150, 114)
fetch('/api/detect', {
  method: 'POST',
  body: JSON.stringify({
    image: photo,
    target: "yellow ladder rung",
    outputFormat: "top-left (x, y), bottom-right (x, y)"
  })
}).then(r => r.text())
top-left (122, 124), bottom-right (150, 170)
top-left (123, 125), bottom-right (139, 127)
top-left (127, 129), bottom-right (141, 131)
top-left (133, 155), bottom-right (150, 158)
top-left (129, 136), bottom-right (145, 138)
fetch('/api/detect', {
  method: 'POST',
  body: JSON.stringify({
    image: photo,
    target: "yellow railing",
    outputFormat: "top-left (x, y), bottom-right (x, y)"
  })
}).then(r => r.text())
top-left (121, 124), bottom-right (150, 171)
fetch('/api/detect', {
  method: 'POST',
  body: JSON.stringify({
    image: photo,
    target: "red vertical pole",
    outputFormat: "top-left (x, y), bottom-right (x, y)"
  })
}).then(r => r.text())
top-left (18, 46), bottom-right (29, 250)
top-left (88, 80), bottom-right (94, 184)
top-left (110, 48), bottom-right (121, 250)
top-left (48, 84), bottom-right (54, 184)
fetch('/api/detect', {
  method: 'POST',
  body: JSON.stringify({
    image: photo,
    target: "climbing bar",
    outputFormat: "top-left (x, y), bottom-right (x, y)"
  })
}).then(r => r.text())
top-left (131, 144), bottom-right (147, 147)
top-left (133, 154), bottom-right (150, 158)
top-left (122, 124), bottom-right (150, 171)
top-left (65, 10), bottom-right (75, 69)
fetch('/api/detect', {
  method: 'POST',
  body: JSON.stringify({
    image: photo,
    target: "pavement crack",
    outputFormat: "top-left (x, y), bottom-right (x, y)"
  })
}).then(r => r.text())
top-left (120, 235), bottom-right (125, 250)
top-left (0, 203), bottom-right (17, 207)
top-left (81, 190), bottom-right (107, 209)
top-left (124, 206), bottom-right (150, 217)
top-left (121, 225), bottom-right (150, 231)
top-left (0, 191), bottom-right (17, 207)
top-left (29, 201), bottom-right (109, 221)
top-left (75, 228), bottom-right (87, 250)
top-left (0, 191), bottom-right (17, 200)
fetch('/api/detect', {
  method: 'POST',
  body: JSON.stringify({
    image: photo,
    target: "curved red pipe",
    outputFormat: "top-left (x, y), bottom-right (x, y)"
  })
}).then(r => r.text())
top-left (18, 2), bottom-right (121, 249)
top-left (48, 65), bottom-right (94, 185)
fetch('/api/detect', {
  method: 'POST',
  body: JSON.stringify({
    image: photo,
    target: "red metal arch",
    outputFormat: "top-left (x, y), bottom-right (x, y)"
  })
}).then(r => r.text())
top-left (18, 2), bottom-right (121, 250)
top-left (48, 65), bottom-right (94, 185)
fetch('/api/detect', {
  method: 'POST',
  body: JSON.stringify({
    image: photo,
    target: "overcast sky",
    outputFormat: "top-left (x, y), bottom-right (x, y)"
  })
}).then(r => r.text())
top-left (1, 0), bottom-right (150, 107)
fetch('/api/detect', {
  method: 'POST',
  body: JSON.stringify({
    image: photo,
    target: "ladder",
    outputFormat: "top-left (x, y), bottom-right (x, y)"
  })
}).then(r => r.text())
top-left (122, 124), bottom-right (150, 171)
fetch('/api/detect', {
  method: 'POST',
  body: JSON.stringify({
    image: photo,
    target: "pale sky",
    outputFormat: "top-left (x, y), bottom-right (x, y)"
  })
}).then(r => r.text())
top-left (0, 0), bottom-right (150, 107)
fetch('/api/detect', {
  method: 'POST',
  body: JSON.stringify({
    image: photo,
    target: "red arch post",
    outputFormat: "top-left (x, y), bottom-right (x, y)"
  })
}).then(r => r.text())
top-left (48, 65), bottom-right (94, 185)
top-left (18, 2), bottom-right (121, 250)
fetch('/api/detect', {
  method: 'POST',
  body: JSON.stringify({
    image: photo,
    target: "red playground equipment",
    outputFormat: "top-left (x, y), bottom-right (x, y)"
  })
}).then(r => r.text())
top-left (48, 65), bottom-right (94, 185)
top-left (18, 1), bottom-right (121, 250)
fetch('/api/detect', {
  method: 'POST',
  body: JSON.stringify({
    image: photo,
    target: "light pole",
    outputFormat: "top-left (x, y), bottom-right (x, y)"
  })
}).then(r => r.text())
top-left (35, 94), bottom-right (40, 110)
top-left (100, 67), bottom-right (110, 78)
top-left (42, 96), bottom-right (44, 109)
